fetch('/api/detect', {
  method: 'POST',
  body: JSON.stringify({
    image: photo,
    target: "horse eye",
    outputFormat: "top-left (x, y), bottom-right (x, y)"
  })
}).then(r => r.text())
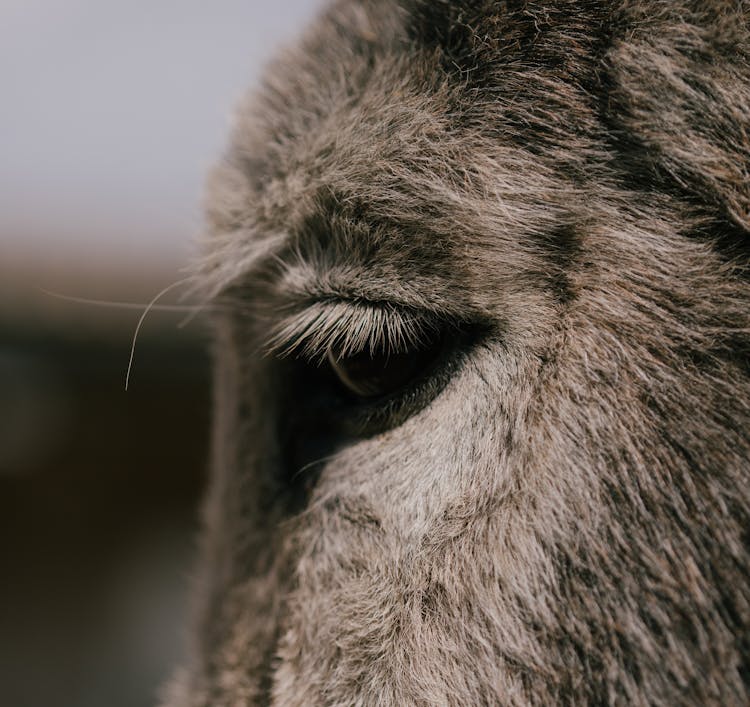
top-left (326, 344), bottom-right (438, 400)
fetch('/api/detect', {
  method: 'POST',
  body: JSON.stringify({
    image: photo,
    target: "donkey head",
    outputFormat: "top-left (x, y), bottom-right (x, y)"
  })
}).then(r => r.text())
top-left (166, 1), bottom-right (750, 704)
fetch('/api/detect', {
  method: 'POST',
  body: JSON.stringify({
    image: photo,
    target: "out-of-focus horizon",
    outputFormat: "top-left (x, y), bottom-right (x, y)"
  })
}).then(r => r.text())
top-left (2, 0), bottom-right (323, 278)
top-left (0, 3), bottom-right (324, 706)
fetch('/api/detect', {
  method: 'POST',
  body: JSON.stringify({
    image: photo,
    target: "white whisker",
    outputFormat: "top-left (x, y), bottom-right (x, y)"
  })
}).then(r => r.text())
top-left (125, 277), bottom-right (195, 391)
top-left (39, 288), bottom-right (205, 313)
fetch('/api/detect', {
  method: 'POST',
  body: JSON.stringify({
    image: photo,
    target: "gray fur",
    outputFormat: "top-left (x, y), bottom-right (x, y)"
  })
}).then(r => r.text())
top-left (164, 1), bottom-right (750, 704)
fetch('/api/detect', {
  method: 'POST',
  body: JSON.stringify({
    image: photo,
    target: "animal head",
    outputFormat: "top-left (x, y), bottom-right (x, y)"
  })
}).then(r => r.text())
top-left (165, 1), bottom-right (750, 704)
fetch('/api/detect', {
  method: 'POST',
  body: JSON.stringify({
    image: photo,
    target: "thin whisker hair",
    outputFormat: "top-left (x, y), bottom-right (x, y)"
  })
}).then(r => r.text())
top-left (125, 277), bottom-right (197, 391)
top-left (289, 452), bottom-right (341, 485)
top-left (40, 288), bottom-right (216, 314)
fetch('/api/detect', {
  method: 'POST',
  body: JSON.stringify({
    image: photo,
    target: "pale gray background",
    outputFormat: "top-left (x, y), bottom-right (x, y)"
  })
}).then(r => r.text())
top-left (1, 0), bottom-right (323, 274)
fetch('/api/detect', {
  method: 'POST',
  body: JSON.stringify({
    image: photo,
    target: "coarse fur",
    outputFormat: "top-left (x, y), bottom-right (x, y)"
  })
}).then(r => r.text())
top-left (164, 1), bottom-right (750, 705)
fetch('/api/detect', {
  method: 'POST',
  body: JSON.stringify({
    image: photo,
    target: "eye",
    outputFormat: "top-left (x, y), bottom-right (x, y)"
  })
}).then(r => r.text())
top-left (326, 340), bottom-right (444, 401)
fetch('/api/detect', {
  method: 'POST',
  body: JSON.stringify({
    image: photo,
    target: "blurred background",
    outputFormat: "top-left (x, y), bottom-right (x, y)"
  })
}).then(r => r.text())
top-left (0, 2), bottom-right (324, 705)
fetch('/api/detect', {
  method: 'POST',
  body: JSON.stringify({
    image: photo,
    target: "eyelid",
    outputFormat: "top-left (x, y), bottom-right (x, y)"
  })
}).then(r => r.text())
top-left (264, 299), bottom-right (443, 363)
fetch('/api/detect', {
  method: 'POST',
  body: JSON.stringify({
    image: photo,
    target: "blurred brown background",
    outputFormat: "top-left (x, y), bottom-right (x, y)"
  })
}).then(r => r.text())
top-left (0, 2), bottom-right (323, 705)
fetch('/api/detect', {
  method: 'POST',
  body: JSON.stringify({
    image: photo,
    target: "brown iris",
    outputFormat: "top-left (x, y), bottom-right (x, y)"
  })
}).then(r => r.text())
top-left (326, 343), bottom-right (440, 400)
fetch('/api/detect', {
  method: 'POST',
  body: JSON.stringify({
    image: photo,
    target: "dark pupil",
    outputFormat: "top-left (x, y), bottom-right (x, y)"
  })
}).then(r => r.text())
top-left (327, 346), bottom-right (433, 399)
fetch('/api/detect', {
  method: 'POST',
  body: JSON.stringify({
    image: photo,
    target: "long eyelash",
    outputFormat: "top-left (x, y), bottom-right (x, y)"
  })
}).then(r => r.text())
top-left (263, 300), bottom-right (442, 362)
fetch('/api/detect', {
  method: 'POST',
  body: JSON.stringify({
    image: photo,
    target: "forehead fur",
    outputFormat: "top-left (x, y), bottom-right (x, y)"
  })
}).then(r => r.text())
top-left (200, 0), bottom-right (615, 302)
top-left (202, 0), bottom-right (748, 311)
